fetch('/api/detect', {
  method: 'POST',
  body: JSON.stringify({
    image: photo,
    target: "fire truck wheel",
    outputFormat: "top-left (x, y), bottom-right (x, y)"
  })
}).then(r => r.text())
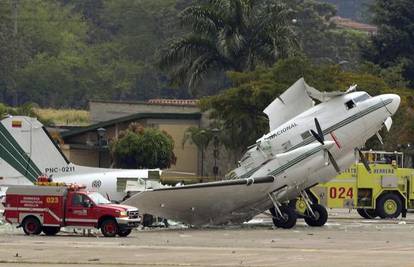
top-left (365, 209), bottom-right (377, 218)
top-left (22, 217), bottom-right (42, 235)
top-left (357, 208), bottom-right (377, 219)
top-left (118, 229), bottom-right (132, 237)
top-left (42, 226), bottom-right (60, 236)
top-left (271, 205), bottom-right (297, 229)
top-left (377, 193), bottom-right (402, 219)
top-left (101, 219), bottom-right (119, 237)
top-left (304, 204), bottom-right (328, 227)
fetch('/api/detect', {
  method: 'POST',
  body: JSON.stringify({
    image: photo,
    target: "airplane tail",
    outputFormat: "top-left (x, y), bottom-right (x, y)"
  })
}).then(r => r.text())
top-left (0, 116), bottom-right (160, 188)
top-left (0, 116), bottom-right (69, 183)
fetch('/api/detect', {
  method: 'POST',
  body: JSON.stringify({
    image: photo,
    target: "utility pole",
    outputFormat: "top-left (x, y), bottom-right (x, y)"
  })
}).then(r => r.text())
top-left (12, 0), bottom-right (18, 37)
top-left (11, 0), bottom-right (19, 106)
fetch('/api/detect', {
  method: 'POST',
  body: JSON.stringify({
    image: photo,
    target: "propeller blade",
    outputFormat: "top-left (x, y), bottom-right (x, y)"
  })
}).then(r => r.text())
top-left (311, 129), bottom-right (324, 145)
top-left (384, 117), bottom-right (393, 132)
top-left (376, 132), bottom-right (384, 145)
top-left (327, 150), bottom-right (341, 174)
top-left (314, 118), bottom-right (324, 143)
top-left (357, 148), bottom-right (371, 173)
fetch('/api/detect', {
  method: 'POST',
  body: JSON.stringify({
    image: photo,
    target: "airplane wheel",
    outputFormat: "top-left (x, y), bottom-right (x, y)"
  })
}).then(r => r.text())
top-left (376, 193), bottom-right (402, 218)
top-left (304, 204), bottom-right (328, 227)
top-left (357, 208), bottom-right (377, 219)
top-left (271, 205), bottom-right (297, 229)
top-left (22, 216), bottom-right (42, 235)
top-left (42, 226), bottom-right (60, 236)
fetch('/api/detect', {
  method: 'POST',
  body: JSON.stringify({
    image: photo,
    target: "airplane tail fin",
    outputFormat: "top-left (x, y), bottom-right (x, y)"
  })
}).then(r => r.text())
top-left (0, 116), bottom-right (69, 183)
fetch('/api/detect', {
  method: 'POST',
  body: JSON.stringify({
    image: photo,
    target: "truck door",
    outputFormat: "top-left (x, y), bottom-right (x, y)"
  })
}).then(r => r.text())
top-left (66, 193), bottom-right (96, 227)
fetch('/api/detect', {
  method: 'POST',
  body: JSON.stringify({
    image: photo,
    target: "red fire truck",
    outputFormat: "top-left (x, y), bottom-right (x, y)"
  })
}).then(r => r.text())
top-left (2, 182), bottom-right (141, 237)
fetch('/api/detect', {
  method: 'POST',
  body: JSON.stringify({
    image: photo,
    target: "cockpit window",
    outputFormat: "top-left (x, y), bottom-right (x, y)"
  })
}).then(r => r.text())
top-left (353, 93), bottom-right (371, 103)
top-left (345, 100), bottom-right (356, 110)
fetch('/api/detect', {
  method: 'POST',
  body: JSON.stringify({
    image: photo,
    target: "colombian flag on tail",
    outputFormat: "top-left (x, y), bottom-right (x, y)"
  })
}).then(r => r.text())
top-left (12, 120), bottom-right (22, 128)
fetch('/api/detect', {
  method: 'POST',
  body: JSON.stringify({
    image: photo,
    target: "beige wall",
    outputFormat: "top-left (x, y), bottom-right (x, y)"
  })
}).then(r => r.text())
top-left (156, 122), bottom-right (199, 175)
top-left (61, 145), bottom-right (111, 167)
top-left (62, 118), bottom-right (200, 174)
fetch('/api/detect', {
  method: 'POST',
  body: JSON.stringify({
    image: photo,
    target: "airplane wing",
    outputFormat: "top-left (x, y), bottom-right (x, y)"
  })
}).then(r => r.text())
top-left (264, 78), bottom-right (355, 131)
top-left (122, 176), bottom-right (275, 226)
top-left (264, 78), bottom-right (315, 131)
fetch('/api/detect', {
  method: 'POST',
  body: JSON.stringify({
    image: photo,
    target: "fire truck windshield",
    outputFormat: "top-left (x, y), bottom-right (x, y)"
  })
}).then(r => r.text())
top-left (88, 192), bottom-right (111, 205)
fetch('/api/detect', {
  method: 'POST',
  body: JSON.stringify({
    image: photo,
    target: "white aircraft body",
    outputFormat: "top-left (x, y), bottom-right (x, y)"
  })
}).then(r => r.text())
top-left (123, 78), bottom-right (400, 228)
top-left (0, 116), bottom-right (161, 201)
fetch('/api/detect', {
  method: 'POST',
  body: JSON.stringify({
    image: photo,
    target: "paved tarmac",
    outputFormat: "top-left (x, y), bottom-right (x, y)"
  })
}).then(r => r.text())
top-left (1, 209), bottom-right (414, 267)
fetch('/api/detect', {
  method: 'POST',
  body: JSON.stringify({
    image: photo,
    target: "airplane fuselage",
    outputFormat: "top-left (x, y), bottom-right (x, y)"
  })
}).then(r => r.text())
top-left (229, 91), bottom-right (400, 203)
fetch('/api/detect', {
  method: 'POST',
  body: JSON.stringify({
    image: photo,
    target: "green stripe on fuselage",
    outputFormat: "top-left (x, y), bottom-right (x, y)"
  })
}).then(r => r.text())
top-left (0, 122), bottom-right (41, 182)
top-left (267, 146), bottom-right (322, 177)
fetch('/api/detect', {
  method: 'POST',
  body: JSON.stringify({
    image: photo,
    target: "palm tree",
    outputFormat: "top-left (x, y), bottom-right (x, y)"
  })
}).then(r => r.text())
top-left (160, 0), bottom-right (298, 89)
top-left (182, 127), bottom-right (213, 177)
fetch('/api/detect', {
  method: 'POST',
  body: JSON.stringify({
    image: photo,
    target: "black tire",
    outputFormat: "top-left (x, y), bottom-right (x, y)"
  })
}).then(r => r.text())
top-left (270, 205), bottom-right (297, 229)
top-left (365, 209), bottom-right (377, 218)
top-left (118, 229), bottom-right (132, 237)
top-left (142, 214), bottom-right (154, 227)
top-left (304, 204), bottom-right (328, 227)
top-left (22, 216), bottom-right (42, 235)
top-left (357, 208), bottom-right (377, 219)
top-left (376, 193), bottom-right (402, 219)
top-left (100, 219), bottom-right (119, 237)
top-left (42, 226), bottom-right (60, 236)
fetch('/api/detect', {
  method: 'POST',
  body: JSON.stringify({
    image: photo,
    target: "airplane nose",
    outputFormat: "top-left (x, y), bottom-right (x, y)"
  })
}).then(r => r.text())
top-left (381, 94), bottom-right (401, 115)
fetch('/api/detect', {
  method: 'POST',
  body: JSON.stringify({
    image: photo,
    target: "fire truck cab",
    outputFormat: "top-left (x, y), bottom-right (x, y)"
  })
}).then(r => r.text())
top-left (3, 182), bottom-right (140, 237)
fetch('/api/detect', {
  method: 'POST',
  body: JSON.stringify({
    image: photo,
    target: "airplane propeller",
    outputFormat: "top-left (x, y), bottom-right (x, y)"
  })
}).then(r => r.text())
top-left (310, 118), bottom-right (341, 173)
top-left (356, 148), bottom-right (372, 173)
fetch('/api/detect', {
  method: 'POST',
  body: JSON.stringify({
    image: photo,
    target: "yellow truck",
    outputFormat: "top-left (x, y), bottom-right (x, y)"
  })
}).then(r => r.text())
top-left (305, 151), bottom-right (414, 219)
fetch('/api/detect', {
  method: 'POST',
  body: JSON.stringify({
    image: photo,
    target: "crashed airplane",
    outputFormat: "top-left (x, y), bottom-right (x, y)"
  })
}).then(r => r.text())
top-left (123, 78), bottom-right (400, 228)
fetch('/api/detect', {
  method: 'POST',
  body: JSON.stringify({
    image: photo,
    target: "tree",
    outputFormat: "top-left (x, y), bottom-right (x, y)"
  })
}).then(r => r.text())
top-left (320, 0), bottom-right (373, 22)
top-left (288, 0), bottom-right (368, 66)
top-left (160, 0), bottom-right (298, 91)
top-left (362, 0), bottom-right (414, 88)
top-left (111, 123), bottom-right (176, 169)
top-left (182, 127), bottom-right (213, 176)
top-left (0, 0), bottom-right (195, 108)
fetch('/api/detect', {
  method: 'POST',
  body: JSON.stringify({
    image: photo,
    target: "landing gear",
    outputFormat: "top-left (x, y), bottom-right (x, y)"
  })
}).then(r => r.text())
top-left (269, 205), bottom-right (297, 229)
top-left (268, 193), bottom-right (297, 229)
top-left (304, 204), bottom-right (328, 226)
top-left (300, 190), bottom-right (328, 227)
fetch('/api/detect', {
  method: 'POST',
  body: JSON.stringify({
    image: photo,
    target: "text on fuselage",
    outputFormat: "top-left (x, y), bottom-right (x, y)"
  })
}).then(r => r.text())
top-left (45, 166), bottom-right (76, 173)
top-left (265, 123), bottom-right (298, 140)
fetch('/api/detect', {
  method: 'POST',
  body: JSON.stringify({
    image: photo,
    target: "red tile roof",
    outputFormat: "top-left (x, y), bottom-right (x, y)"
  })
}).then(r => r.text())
top-left (147, 99), bottom-right (199, 106)
top-left (331, 16), bottom-right (377, 34)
